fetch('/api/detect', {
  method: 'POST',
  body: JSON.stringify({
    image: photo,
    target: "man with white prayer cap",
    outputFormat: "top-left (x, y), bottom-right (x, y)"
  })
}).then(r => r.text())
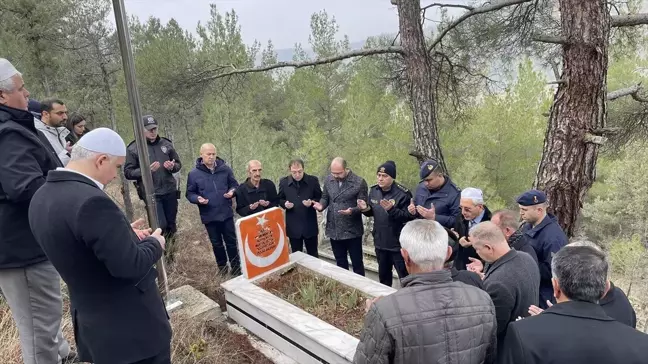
top-left (29, 128), bottom-right (172, 364)
top-left (449, 187), bottom-right (492, 270)
top-left (0, 58), bottom-right (75, 364)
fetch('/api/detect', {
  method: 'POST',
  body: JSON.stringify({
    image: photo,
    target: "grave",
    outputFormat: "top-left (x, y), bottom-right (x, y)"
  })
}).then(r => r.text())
top-left (222, 207), bottom-right (397, 364)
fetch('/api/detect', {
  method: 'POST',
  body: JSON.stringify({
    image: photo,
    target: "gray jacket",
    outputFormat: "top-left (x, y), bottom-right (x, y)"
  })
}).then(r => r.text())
top-left (320, 170), bottom-right (368, 240)
top-left (483, 249), bottom-right (539, 344)
top-left (34, 119), bottom-right (70, 166)
top-left (354, 270), bottom-right (497, 364)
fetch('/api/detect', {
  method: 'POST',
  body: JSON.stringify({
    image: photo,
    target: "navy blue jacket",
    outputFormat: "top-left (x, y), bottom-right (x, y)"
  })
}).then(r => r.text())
top-left (186, 158), bottom-right (239, 224)
top-left (413, 176), bottom-right (461, 228)
top-left (520, 214), bottom-right (568, 308)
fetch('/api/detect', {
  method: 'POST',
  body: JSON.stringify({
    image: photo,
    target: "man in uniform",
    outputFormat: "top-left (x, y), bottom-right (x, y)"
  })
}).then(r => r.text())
top-left (410, 159), bottom-right (460, 229)
top-left (358, 161), bottom-right (412, 287)
top-left (517, 189), bottom-right (568, 309)
top-left (124, 115), bottom-right (182, 238)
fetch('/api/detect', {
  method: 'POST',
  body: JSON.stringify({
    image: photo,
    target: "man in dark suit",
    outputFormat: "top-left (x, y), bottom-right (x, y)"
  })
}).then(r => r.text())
top-left (278, 159), bottom-right (322, 257)
top-left (235, 159), bottom-right (279, 217)
top-left (28, 128), bottom-right (172, 364)
top-left (498, 244), bottom-right (648, 364)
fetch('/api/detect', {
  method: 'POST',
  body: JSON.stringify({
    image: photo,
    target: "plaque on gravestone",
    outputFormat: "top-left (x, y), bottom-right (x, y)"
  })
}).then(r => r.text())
top-left (235, 207), bottom-right (290, 279)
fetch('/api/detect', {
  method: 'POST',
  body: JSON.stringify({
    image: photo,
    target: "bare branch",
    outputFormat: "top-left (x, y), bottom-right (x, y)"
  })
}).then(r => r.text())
top-left (427, 0), bottom-right (534, 52)
top-left (532, 35), bottom-right (567, 44)
top-left (584, 133), bottom-right (606, 145)
top-left (548, 79), bottom-right (568, 85)
top-left (611, 13), bottom-right (648, 27)
top-left (607, 84), bottom-right (642, 101)
top-left (196, 46), bottom-right (404, 82)
top-left (421, 3), bottom-right (475, 11)
top-left (590, 127), bottom-right (621, 136)
top-left (549, 59), bottom-right (561, 80)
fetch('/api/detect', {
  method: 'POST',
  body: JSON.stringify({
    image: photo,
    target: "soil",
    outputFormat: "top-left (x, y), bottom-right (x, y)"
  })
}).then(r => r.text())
top-left (257, 266), bottom-right (367, 338)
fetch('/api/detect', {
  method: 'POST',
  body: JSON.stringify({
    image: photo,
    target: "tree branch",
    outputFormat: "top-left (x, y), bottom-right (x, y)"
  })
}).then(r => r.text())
top-left (611, 13), bottom-right (648, 28)
top-left (427, 0), bottom-right (533, 52)
top-left (607, 84), bottom-right (643, 101)
top-left (532, 35), bottom-right (567, 44)
top-left (421, 3), bottom-right (475, 11)
top-left (196, 46), bottom-right (404, 82)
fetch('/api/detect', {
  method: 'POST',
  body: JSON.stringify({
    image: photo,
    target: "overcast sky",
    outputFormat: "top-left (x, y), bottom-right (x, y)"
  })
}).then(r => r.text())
top-left (123, 0), bottom-right (403, 49)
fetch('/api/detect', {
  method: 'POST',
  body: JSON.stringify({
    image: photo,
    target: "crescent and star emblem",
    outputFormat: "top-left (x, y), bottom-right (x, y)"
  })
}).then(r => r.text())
top-left (244, 214), bottom-right (285, 268)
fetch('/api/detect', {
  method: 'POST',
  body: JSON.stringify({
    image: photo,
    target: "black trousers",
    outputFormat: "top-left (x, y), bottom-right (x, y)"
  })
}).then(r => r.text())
top-left (131, 346), bottom-right (171, 364)
top-left (289, 236), bottom-right (319, 257)
top-left (205, 218), bottom-right (240, 271)
top-left (330, 237), bottom-right (365, 276)
top-left (375, 248), bottom-right (408, 287)
top-left (154, 192), bottom-right (178, 236)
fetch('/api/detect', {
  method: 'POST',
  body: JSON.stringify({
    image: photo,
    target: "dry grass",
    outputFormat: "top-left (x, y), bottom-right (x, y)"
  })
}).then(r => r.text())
top-left (258, 266), bottom-right (367, 338)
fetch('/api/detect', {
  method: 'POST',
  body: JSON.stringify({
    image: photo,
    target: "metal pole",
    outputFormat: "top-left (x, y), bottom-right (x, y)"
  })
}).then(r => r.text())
top-left (112, 0), bottom-right (169, 300)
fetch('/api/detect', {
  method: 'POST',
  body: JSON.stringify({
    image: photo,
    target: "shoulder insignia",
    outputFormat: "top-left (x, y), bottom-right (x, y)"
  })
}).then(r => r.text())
top-left (161, 137), bottom-right (174, 144)
top-left (395, 183), bottom-right (409, 193)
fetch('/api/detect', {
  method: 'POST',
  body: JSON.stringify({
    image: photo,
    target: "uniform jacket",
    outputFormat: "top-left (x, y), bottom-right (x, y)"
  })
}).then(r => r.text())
top-left (124, 136), bottom-right (182, 198)
top-left (186, 157), bottom-right (239, 224)
top-left (235, 178), bottom-right (279, 217)
top-left (28, 170), bottom-right (171, 364)
top-left (362, 183), bottom-right (413, 251)
top-left (413, 176), bottom-right (460, 228)
top-left (34, 119), bottom-right (71, 166)
top-left (278, 174), bottom-right (322, 239)
top-left (601, 281), bottom-right (636, 328)
top-left (0, 104), bottom-right (62, 269)
top-left (498, 301), bottom-right (648, 364)
top-left (320, 170), bottom-right (368, 241)
top-left (520, 214), bottom-right (568, 307)
top-left (353, 270), bottom-right (497, 364)
top-left (452, 206), bottom-right (492, 270)
top-left (483, 249), bottom-right (539, 345)
top-left (508, 230), bottom-right (538, 265)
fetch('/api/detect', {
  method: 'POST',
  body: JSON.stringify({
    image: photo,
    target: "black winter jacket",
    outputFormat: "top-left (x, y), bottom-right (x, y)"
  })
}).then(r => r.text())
top-left (362, 183), bottom-right (413, 251)
top-left (0, 105), bottom-right (62, 268)
top-left (278, 174), bottom-right (322, 239)
top-left (452, 206), bottom-right (492, 270)
top-left (124, 136), bottom-right (181, 198)
top-left (235, 179), bottom-right (279, 217)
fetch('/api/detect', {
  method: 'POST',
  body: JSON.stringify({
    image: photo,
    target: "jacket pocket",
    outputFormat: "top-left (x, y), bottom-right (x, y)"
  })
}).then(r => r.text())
top-left (135, 267), bottom-right (158, 293)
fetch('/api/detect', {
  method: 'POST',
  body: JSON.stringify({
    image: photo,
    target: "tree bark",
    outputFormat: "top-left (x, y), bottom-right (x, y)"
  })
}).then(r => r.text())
top-left (534, 0), bottom-right (610, 237)
top-left (397, 0), bottom-right (447, 171)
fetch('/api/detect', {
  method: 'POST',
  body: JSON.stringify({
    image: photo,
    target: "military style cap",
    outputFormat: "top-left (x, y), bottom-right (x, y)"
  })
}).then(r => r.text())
top-left (419, 159), bottom-right (440, 180)
top-left (142, 115), bottom-right (158, 130)
top-left (516, 189), bottom-right (547, 206)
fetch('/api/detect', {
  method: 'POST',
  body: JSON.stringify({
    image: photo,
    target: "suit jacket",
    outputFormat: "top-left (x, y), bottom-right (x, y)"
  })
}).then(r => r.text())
top-left (451, 206), bottom-right (492, 270)
top-left (278, 174), bottom-right (322, 239)
top-left (320, 170), bottom-right (368, 240)
top-left (28, 170), bottom-right (171, 364)
top-left (498, 301), bottom-right (648, 364)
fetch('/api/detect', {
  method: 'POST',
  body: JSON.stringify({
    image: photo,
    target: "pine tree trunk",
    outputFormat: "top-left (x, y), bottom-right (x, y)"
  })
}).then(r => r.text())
top-left (396, 0), bottom-right (447, 172)
top-left (534, 0), bottom-right (610, 237)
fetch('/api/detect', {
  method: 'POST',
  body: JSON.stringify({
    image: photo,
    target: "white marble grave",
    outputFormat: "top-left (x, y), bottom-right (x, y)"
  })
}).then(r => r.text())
top-left (221, 251), bottom-right (397, 364)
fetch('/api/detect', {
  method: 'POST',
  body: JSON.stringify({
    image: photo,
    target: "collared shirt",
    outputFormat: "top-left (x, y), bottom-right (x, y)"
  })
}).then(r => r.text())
top-left (57, 167), bottom-right (104, 190)
top-left (469, 209), bottom-right (486, 232)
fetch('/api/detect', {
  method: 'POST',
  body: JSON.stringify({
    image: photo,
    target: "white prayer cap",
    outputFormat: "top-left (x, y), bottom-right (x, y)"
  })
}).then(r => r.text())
top-left (0, 58), bottom-right (20, 82)
top-left (461, 187), bottom-right (484, 204)
top-left (77, 128), bottom-right (127, 157)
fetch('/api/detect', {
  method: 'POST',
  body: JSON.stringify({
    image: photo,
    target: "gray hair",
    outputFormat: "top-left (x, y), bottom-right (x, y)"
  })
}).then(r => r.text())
top-left (470, 221), bottom-right (507, 246)
top-left (0, 72), bottom-right (20, 92)
top-left (70, 144), bottom-right (115, 161)
top-left (399, 220), bottom-right (448, 271)
top-left (551, 245), bottom-right (608, 303)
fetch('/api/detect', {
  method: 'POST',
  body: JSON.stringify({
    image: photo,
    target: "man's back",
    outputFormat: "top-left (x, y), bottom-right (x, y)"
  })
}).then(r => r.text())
top-left (354, 270), bottom-right (496, 364)
top-left (499, 301), bottom-right (648, 364)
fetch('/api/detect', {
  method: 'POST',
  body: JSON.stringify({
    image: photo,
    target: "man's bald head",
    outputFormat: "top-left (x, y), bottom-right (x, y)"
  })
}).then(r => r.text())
top-left (247, 160), bottom-right (263, 184)
top-left (330, 157), bottom-right (348, 180)
top-left (200, 143), bottom-right (217, 168)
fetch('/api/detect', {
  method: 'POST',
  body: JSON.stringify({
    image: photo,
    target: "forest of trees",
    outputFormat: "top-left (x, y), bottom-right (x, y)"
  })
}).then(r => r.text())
top-left (2, 0), bottom-right (648, 253)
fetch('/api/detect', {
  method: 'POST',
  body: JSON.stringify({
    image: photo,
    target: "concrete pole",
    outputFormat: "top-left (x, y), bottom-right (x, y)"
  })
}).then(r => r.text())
top-left (112, 0), bottom-right (169, 300)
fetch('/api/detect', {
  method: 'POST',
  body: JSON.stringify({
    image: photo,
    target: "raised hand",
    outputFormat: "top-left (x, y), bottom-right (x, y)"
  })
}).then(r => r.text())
top-left (151, 228), bottom-right (166, 250)
top-left (467, 257), bottom-right (484, 273)
top-left (379, 199), bottom-right (394, 211)
top-left (408, 198), bottom-right (416, 215)
top-left (259, 200), bottom-right (270, 207)
top-left (197, 196), bottom-right (209, 205)
top-left (302, 199), bottom-right (313, 207)
top-left (285, 201), bottom-right (294, 209)
top-left (130, 218), bottom-right (151, 240)
top-left (150, 161), bottom-right (161, 172)
top-left (357, 199), bottom-right (368, 211)
top-left (163, 160), bottom-right (175, 171)
top-left (338, 208), bottom-right (353, 215)
top-left (249, 201), bottom-right (260, 210)
top-left (223, 190), bottom-right (235, 199)
top-left (312, 202), bottom-right (324, 211)
top-left (459, 236), bottom-right (472, 247)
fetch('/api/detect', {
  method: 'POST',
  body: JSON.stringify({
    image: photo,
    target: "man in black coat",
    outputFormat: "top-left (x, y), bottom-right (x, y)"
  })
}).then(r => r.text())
top-left (236, 159), bottom-right (279, 217)
top-left (470, 222), bottom-right (539, 347)
top-left (0, 58), bottom-right (74, 364)
top-left (359, 161), bottom-right (413, 287)
top-left (450, 187), bottom-right (492, 270)
top-left (499, 244), bottom-right (648, 364)
top-left (29, 128), bottom-right (172, 364)
top-left (278, 159), bottom-right (322, 257)
top-left (124, 115), bottom-right (182, 237)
